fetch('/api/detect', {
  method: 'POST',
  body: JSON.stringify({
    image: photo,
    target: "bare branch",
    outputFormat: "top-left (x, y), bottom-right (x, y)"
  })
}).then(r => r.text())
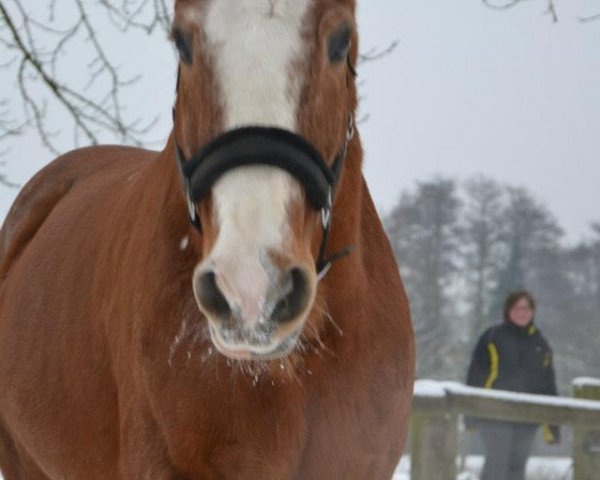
top-left (73, 0), bottom-right (129, 132)
top-left (0, 170), bottom-right (18, 187)
top-left (0, 0), bottom-right (165, 154)
top-left (482, 0), bottom-right (525, 11)
top-left (2, 2), bottom-right (98, 150)
top-left (17, 57), bottom-right (64, 154)
top-left (0, 99), bottom-right (23, 141)
top-left (96, 0), bottom-right (170, 34)
top-left (359, 40), bottom-right (399, 64)
top-left (544, 0), bottom-right (558, 23)
top-left (579, 12), bottom-right (600, 23)
top-left (49, 22), bottom-right (80, 77)
top-left (483, 0), bottom-right (559, 22)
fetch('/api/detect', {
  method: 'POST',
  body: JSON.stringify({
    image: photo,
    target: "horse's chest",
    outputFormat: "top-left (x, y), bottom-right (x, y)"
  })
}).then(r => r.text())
top-left (161, 381), bottom-right (309, 479)
top-left (193, 434), bottom-right (302, 480)
top-left (153, 343), bottom-right (407, 479)
top-left (203, 384), bottom-right (391, 479)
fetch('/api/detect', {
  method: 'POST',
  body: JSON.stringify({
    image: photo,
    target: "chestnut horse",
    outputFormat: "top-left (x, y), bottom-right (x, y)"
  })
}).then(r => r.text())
top-left (0, 1), bottom-right (414, 479)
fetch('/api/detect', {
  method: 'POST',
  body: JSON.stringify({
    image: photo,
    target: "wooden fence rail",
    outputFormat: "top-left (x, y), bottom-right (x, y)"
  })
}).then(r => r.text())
top-left (410, 378), bottom-right (600, 480)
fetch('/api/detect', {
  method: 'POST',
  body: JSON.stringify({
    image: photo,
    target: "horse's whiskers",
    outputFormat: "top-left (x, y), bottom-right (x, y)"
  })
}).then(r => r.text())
top-left (167, 318), bottom-right (190, 366)
top-left (200, 346), bottom-right (214, 363)
top-left (315, 304), bottom-right (344, 337)
top-left (167, 315), bottom-right (215, 366)
top-left (313, 333), bottom-right (335, 358)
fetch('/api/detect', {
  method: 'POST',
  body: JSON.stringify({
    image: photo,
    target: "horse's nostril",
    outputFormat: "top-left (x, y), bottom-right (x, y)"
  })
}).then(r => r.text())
top-left (270, 267), bottom-right (311, 325)
top-left (197, 271), bottom-right (231, 319)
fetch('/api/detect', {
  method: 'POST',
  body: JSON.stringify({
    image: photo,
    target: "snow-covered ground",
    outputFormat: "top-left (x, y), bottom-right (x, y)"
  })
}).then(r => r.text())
top-left (392, 455), bottom-right (572, 480)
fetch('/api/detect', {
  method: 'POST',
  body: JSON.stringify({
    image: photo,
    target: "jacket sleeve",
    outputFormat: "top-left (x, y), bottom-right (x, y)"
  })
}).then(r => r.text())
top-left (466, 330), bottom-right (492, 388)
top-left (541, 345), bottom-right (558, 396)
top-left (541, 343), bottom-right (561, 444)
top-left (464, 330), bottom-right (493, 430)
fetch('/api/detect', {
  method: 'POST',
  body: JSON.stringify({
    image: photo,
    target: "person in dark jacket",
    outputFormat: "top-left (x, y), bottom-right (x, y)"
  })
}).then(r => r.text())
top-left (466, 290), bottom-right (559, 480)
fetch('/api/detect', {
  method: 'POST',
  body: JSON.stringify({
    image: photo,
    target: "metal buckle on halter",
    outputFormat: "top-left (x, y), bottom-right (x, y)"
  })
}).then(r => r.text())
top-left (321, 188), bottom-right (332, 229)
top-left (175, 140), bottom-right (201, 229)
top-left (316, 261), bottom-right (332, 282)
top-left (184, 179), bottom-right (198, 225)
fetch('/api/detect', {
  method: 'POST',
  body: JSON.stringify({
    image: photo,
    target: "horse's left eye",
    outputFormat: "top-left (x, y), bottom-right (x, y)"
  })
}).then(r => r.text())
top-left (328, 25), bottom-right (351, 65)
top-left (174, 29), bottom-right (193, 64)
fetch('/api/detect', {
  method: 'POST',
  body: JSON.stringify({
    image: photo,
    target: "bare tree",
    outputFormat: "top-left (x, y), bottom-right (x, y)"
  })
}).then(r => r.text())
top-left (462, 176), bottom-right (505, 336)
top-left (0, 0), bottom-right (170, 155)
top-left (385, 178), bottom-right (463, 379)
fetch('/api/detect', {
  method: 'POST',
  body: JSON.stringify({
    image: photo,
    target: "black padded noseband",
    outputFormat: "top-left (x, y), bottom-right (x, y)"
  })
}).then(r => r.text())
top-left (174, 118), bottom-right (354, 279)
top-left (179, 127), bottom-right (334, 211)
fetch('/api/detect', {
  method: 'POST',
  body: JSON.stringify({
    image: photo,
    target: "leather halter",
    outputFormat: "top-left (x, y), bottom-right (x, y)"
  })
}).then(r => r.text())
top-left (173, 77), bottom-right (355, 280)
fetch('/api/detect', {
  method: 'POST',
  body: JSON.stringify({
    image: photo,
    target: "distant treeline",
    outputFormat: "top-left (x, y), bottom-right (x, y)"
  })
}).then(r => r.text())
top-left (383, 176), bottom-right (600, 394)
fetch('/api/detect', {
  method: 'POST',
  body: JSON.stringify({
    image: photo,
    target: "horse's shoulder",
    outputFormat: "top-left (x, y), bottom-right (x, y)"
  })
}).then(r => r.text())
top-left (0, 145), bottom-right (156, 279)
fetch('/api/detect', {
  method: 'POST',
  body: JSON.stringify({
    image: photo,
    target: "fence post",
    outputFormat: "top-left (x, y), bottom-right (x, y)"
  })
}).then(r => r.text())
top-left (410, 412), bottom-right (457, 480)
top-left (573, 378), bottom-right (600, 480)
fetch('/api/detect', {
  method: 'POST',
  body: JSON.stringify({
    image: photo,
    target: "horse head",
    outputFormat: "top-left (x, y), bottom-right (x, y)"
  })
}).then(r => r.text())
top-left (171, 0), bottom-right (358, 361)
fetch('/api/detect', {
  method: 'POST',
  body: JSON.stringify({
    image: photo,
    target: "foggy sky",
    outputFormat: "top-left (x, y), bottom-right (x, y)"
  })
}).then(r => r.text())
top-left (358, 0), bottom-right (600, 243)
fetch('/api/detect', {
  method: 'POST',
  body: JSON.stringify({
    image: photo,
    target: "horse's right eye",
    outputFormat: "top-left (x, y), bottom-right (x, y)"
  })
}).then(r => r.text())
top-left (174, 29), bottom-right (193, 64)
top-left (327, 24), bottom-right (351, 65)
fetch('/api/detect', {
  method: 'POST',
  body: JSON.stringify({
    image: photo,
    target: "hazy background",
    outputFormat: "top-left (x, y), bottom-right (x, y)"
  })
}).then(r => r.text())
top-left (358, 0), bottom-right (600, 244)
top-left (1, 0), bottom-right (599, 243)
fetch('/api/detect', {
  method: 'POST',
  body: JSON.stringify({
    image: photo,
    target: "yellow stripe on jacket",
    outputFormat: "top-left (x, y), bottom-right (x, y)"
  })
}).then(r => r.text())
top-left (484, 343), bottom-right (499, 389)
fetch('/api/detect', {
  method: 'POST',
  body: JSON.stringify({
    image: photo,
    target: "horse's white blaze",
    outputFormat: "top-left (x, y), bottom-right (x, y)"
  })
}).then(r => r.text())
top-left (203, 168), bottom-right (300, 323)
top-left (194, 0), bottom-right (313, 326)
top-left (203, 0), bottom-right (311, 130)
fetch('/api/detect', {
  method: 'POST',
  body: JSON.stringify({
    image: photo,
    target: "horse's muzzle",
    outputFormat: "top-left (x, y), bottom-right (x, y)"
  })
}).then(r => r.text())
top-left (193, 266), bottom-right (313, 360)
